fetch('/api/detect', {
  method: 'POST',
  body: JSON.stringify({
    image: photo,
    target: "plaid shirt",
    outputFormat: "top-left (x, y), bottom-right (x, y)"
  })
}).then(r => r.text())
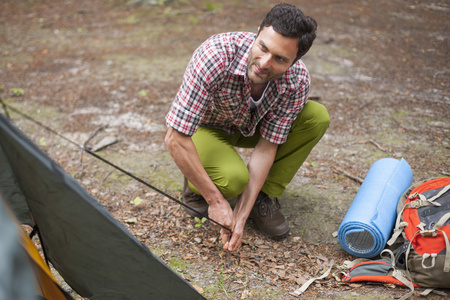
top-left (165, 32), bottom-right (310, 144)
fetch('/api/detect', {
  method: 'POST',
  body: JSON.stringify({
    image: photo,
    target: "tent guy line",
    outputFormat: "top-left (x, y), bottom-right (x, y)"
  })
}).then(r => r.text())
top-left (0, 99), bottom-right (233, 235)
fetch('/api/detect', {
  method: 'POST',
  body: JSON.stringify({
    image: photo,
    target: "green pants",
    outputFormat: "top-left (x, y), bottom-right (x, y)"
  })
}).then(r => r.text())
top-left (190, 100), bottom-right (330, 198)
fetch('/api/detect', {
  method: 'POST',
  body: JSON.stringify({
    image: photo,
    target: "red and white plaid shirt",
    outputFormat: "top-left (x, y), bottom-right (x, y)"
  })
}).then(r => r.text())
top-left (165, 31), bottom-right (310, 144)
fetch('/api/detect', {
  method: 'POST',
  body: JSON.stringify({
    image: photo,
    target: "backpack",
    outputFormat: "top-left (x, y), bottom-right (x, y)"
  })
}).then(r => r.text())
top-left (338, 177), bottom-right (450, 298)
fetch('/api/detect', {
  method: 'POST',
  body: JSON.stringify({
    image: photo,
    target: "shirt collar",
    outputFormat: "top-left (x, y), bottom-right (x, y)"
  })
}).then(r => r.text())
top-left (227, 34), bottom-right (254, 77)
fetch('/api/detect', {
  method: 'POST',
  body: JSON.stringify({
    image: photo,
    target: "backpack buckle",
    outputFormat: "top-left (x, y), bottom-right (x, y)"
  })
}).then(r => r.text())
top-left (408, 192), bottom-right (418, 200)
top-left (420, 229), bottom-right (437, 237)
top-left (409, 200), bottom-right (422, 208)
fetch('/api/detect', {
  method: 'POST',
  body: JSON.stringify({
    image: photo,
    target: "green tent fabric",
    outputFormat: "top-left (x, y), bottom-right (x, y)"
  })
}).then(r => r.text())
top-left (0, 113), bottom-right (205, 300)
top-left (0, 143), bottom-right (33, 226)
top-left (0, 193), bottom-right (36, 300)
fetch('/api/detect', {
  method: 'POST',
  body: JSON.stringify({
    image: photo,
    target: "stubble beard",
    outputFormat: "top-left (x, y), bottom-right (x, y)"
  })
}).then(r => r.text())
top-left (247, 61), bottom-right (270, 86)
top-left (247, 55), bottom-right (285, 86)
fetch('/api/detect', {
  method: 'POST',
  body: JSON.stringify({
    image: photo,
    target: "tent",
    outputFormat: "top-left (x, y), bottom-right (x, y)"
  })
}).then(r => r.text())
top-left (0, 193), bottom-right (71, 300)
top-left (0, 112), bottom-right (205, 300)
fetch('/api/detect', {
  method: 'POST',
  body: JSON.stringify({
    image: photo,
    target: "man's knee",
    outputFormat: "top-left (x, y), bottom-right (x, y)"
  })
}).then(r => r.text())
top-left (304, 100), bottom-right (330, 125)
top-left (215, 166), bottom-right (249, 199)
top-left (293, 100), bottom-right (330, 133)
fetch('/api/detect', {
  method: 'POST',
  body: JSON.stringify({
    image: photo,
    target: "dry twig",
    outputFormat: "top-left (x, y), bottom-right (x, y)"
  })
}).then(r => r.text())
top-left (84, 126), bottom-right (105, 148)
top-left (334, 167), bottom-right (364, 184)
top-left (367, 140), bottom-right (387, 152)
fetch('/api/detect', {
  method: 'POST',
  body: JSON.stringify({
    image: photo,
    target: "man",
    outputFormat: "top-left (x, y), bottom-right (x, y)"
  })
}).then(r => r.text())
top-left (165, 3), bottom-right (330, 252)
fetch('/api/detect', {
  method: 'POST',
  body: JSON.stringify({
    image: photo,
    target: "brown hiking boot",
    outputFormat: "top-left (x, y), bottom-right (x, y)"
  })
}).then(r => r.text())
top-left (249, 191), bottom-right (290, 238)
top-left (182, 177), bottom-right (208, 218)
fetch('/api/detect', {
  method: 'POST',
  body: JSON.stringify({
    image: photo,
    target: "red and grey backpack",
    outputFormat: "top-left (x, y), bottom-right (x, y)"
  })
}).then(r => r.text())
top-left (338, 177), bottom-right (450, 298)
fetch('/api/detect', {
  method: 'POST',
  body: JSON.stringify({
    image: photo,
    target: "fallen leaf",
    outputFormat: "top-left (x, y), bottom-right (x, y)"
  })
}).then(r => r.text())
top-left (183, 254), bottom-right (194, 260)
top-left (130, 197), bottom-right (142, 205)
top-left (125, 217), bottom-right (138, 224)
top-left (294, 274), bottom-right (308, 285)
top-left (317, 185), bottom-right (329, 189)
top-left (192, 285), bottom-right (204, 294)
top-left (240, 289), bottom-right (250, 299)
top-left (293, 236), bottom-right (302, 242)
top-left (315, 254), bottom-right (329, 263)
top-left (257, 244), bottom-right (270, 249)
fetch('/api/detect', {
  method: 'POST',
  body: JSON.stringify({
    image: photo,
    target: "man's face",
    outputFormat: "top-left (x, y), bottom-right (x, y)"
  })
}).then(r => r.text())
top-left (247, 26), bottom-right (299, 86)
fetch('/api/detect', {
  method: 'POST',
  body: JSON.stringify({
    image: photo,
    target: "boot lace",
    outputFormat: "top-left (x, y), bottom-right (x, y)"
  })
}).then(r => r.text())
top-left (256, 193), bottom-right (281, 218)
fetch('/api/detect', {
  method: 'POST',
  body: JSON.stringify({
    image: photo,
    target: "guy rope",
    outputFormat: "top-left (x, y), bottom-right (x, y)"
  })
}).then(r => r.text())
top-left (0, 99), bottom-right (233, 260)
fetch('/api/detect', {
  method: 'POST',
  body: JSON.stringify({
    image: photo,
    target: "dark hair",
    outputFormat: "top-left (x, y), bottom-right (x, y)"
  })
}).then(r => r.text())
top-left (258, 3), bottom-right (317, 60)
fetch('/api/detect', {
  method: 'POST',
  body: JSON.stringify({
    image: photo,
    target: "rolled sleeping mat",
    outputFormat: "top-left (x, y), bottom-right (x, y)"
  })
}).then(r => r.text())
top-left (338, 158), bottom-right (413, 258)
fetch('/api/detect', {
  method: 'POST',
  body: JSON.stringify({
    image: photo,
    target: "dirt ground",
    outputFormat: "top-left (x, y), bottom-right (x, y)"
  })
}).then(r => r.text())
top-left (0, 0), bottom-right (449, 299)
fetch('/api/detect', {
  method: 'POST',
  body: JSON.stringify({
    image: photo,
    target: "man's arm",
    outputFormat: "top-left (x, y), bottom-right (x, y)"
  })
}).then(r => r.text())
top-left (164, 127), bottom-right (235, 240)
top-left (223, 137), bottom-right (278, 252)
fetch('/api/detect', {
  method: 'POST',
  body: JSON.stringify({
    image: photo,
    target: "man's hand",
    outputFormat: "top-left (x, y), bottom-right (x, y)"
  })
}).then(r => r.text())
top-left (222, 219), bottom-right (245, 252)
top-left (208, 200), bottom-right (235, 247)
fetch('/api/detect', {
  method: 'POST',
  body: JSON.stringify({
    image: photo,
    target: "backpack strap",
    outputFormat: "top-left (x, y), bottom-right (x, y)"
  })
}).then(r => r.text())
top-left (387, 193), bottom-right (429, 247)
top-left (381, 250), bottom-right (415, 300)
top-left (434, 212), bottom-right (450, 229)
top-left (434, 212), bottom-right (450, 272)
top-left (387, 205), bottom-right (408, 246)
top-left (293, 262), bottom-right (334, 296)
top-left (427, 184), bottom-right (450, 202)
top-left (405, 197), bottom-right (441, 209)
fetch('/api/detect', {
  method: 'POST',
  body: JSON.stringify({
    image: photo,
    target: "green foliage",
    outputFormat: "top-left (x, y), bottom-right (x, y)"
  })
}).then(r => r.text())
top-left (118, 14), bottom-right (140, 24)
top-left (163, 7), bottom-right (180, 15)
top-left (189, 16), bottom-right (200, 24)
top-left (204, 265), bottom-right (248, 299)
top-left (130, 196), bottom-right (142, 205)
top-left (10, 88), bottom-right (24, 97)
top-left (168, 257), bottom-right (188, 271)
top-left (130, 197), bottom-right (142, 205)
top-left (194, 216), bottom-right (207, 227)
top-left (204, 2), bottom-right (222, 11)
top-left (148, 245), bottom-right (167, 258)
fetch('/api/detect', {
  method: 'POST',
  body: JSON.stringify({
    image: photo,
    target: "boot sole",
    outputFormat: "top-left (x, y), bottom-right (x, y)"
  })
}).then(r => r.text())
top-left (250, 218), bottom-right (290, 239)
